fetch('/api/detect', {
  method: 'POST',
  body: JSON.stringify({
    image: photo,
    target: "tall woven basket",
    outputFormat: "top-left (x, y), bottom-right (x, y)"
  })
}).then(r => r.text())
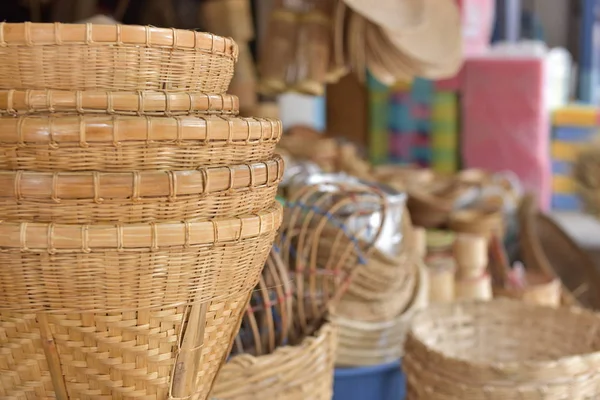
top-left (404, 299), bottom-right (600, 399)
top-left (0, 204), bottom-right (282, 399)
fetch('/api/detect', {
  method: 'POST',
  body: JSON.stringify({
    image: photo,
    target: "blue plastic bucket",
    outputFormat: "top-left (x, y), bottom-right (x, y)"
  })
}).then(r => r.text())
top-left (333, 360), bottom-right (406, 400)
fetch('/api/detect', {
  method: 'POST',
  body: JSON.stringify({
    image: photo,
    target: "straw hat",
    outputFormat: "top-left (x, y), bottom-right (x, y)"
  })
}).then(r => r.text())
top-left (343, 0), bottom-right (425, 32)
top-left (382, 0), bottom-right (462, 78)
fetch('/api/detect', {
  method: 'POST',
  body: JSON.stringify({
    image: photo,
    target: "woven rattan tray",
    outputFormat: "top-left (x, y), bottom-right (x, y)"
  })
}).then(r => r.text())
top-left (0, 89), bottom-right (240, 115)
top-left (0, 22), bottom-right (238, 93)
top-left (0, 114), bottom-right (282, 171)
top-left (0, 157), bottom-right (283, 223)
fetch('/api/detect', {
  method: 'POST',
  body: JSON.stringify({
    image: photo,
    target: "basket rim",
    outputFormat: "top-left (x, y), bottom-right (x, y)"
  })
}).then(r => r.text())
top-left (0, 22), bottom-right (238, 58)
top-left (0, 113), bottom-right (282, 144)
top-left (0, 202), bottom-right (282, 252)
top-left (0, 89), bottom-right (241, 115)
top-left (408, 299), bottom-right (600, 371)
top-left (0, 156), bottom-right (284, 200)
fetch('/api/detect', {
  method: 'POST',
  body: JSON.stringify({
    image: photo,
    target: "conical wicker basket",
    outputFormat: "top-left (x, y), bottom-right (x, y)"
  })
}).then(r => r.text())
top-left (0, 157), bottom-right (283, 223)
top-left (211, 323), bottom-right (337, 400)
top-left (0, 23), bottom-right (238, 93)
top-left (404, 299), bottom-right (600, 399)
top-left (0, 204), bottom-right (282, 399)
top-left (0, 114), bottom-right (281, 171)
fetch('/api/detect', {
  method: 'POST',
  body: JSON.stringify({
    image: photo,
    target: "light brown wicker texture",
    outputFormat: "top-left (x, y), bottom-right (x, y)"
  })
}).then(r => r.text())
top-left (211, 323), bottom-right (337, 400)
top-left (0, 203), bottom-right (282, 312)
top-left (0, 114), bottom-right (281, 171)
top-left (232, 249), bottom-right (293, 357)
top-left (0, 157), bottom-right (283, 223)
top-left (1, 290), bottom-right (250, 400)
top-left (331, 259), bottom-right (428, 367)
top-left (0, 22), bottom-right (238, 93)
top-left (404, 299), bottom-right (600, 399)
top-left (0, 89), bottom-right (240, 116)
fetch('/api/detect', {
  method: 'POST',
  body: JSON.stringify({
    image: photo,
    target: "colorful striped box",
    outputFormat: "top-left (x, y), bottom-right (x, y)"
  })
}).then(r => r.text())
top-left (552, 175), bottom-right (577, 194)
top-left (551, 141), bottom-right (582, 163)
top-left (551, 194), bottom-right (582, 211)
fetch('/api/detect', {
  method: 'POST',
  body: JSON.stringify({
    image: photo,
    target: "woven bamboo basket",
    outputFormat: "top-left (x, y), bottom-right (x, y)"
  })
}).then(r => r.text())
top-left (404, 299), bottom-right (600, 399)
top-left (211, 323), bottom-right (337, 400)
top-left (231, 249), bottom-right (293, 357)
top-left (0, 22), bottom-right (238, 93)
top-left (331, 260), bottom-right (429, 367)
top-left (0, 157), bottom-right (283, 223)
top-left (519, 195), bottom-right (600, 309)
top-left (0, 114), bottom-right (281, 171)
top-left (278, 180), bottom-right (387, 338)
top-left (0, 89), bottom-right (240, 116)
top-left (0, 204), bottom-right (281, 399)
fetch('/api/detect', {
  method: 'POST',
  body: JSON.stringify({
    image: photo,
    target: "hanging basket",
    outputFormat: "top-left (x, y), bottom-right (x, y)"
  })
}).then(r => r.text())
top-left (0, 114), bottom-right (281, 171)
top-left (404, 299), bottom-right (600, 399)
top-left (0, 22), bottom-right (238, 93)
top-left (0, 89), bottom-right (240, 116)
top-left (0, 204), bottom-right (281, 400)
top-left (211, 323), bottom-right (337, 400)
top-left (0, 157), bottom-right (283, 223)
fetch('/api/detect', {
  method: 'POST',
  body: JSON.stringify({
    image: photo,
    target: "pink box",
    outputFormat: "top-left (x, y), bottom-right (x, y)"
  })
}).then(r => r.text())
top-left (462, 56), bottom-right (551, 211)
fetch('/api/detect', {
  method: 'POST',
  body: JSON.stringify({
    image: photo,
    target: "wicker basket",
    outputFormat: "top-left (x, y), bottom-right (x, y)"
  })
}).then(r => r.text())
top-left (404, 299), bottom-right (600, 399)
top-left (0, 204), bottom-right (281, 399)
top-left (0, 89), bottom-right (240, 116)
top-left (0, 157), bottom-right (283, 223)
top-left (211, 323), bottom-right (337, 400)
top-left (0, 114), bottom-right (281, 171)
top-left (0, 22), bottom-right (238, 93)
top-left (331, 260), bottom-right (429, 367)
top-left (232, 249), bottom-right (293, 357)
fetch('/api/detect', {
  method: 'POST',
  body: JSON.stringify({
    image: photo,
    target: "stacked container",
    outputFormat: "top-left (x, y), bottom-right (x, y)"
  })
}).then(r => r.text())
top-left (0, 23), bottom-right (282, 400)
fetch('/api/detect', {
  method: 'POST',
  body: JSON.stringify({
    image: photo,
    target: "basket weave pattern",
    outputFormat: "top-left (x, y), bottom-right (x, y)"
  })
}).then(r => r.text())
top-left (0, 23), bottom-right (238, 93)
top-left (211, 324), bottom-right (337, 400)
top-left (404, 300), bottom-right (600, 399)
top-left (0, 158), bottom-right (283, 223)
top-left (0, 115), bottom-right (281, 171)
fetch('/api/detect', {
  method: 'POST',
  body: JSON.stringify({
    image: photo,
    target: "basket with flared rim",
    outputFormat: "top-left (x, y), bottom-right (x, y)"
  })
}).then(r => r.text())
top-left (0, 156), bottom-right (283, 223)
top-left (0, 204), bottom-right (281, 400)
top-left (231, 248), bottom-right (294, 357)
top-left (403, 299), bottom-right (600, 400)
top-left (331, 259), bottom-right (429, 367)
top-left (0, 22), bottom-right (238, 93)
top-left (0, 113), bottom-right (282, 171)
top-left (211, 323), bottom-right (337, 400)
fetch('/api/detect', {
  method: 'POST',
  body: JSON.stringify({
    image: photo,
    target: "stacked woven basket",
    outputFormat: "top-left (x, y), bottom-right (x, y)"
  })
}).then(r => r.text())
top-left (0, 23), bottom-right (282, 400)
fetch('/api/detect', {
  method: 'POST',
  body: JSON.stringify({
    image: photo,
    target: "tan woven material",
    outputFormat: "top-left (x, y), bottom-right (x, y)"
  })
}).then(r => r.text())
top-left (0, 89), bottom-right (240, 116)
top-left (0, 203), bottom-right (281, 312)
top-left (211, 323), bottom-right (337, 400)
top-left (0, 114), bottom-right (281, 171)
top-left (232, 249), bottom-right (293, 357)
top-left (331, 260), bottom-right (429, 367)
top-left (404, 299), bottom-right (600, 400)
top-left (0, 22), bottom-right (238, 93)
top-left (0, 157), bottom-right (283, 223)
top-left (0, 203), bottom-right (281, 399)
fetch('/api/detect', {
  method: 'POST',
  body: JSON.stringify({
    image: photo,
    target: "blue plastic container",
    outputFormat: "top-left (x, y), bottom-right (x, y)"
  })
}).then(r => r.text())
top-left (333, 360), bottom-right (406, 400)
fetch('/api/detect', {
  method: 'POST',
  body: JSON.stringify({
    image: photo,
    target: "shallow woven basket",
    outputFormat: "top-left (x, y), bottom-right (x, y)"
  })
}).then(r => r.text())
top-left (0, 157), bottom-right (283, 223)
top-left (0, 89), bottom-right (240, 116)
top-left (0, 114), bottom-right (281, 171)
top-left (331, 260), bottom-right (429, 367)
top-left (0, 204), bottom-right (281, 400)
top-left (211, 323), bottom-right (337, 400)
top-left (404, 299), bottom-right (600, 400)
top-left (231, 249), bottom-right (293, 357)
top-left (0, 22), bottom-right (238, 93)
